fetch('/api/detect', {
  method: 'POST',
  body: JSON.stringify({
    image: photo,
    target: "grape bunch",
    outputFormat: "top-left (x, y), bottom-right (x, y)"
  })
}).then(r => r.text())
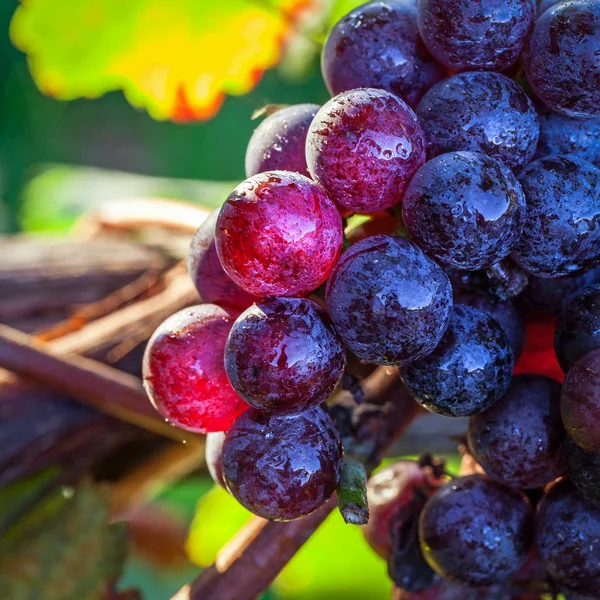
top-left (142, 0), bottom-right (600, 595)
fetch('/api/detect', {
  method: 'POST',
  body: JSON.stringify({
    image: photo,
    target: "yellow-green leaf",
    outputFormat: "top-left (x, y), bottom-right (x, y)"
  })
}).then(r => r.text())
top-left (11, 0), bottom-right (314, 121)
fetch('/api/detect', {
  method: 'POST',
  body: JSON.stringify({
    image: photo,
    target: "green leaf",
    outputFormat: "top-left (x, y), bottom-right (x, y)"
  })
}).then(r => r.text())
top-left (0, 481), bottom-right (128, 600)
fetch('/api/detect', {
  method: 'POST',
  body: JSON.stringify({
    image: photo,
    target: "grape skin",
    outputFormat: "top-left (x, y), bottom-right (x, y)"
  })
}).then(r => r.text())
top-left (306, 88), bottom-right (426, 213)
top-left (419, 475), bottom-right (533, 586)
top-left (224, 298), bottom-right (346, 415)
top-left (215, 171), bottom-right (343, 298)
top-left (142, 305), bottom-right (248, 434)
top-left (416, 72), bottom-right (539, 171)
top-left (565, 438), bottom-right (600, 507)
top-left (511, 156), bottom-right (600, 279)
top-left (188, 210), bottom-right (258, 311)
top-left (535, 479), bottom-right (600, 595)
top-left (561, 348), bottom-right (600, 452)
top-left (221, 407), bottom-right (343, 521)
top-left (205, 431), bottom-right (226, 488)
top-left (400, 305), bottom-right (514, 418)
top-left (468, 374), bottom-right (566, 489)
top-left (417, 0), bottom-right (535, 72)
top-left (525, 0), bottom-right (600, 117)
top-left (554, 283), bottom-right (600, 372)
top-left (325, 235), bottom-right (453, 367)
top-left (244, 104), bottom-right (319, 178)
top-left (322, 0), bottom-right (444, 108)
top-left (402, 151), bottom-right (526, 271)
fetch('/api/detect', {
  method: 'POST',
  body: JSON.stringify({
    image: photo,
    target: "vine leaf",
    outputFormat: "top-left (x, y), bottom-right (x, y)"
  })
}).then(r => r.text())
top-left (10, 0), bottom-right (313, 121)
top-left (0, 480), bottom-right (128, 600)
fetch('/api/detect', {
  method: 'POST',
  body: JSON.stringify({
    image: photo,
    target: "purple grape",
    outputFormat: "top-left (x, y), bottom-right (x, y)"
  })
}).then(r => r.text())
top-left (536, 105), bottom-right (600, 169)
top-left (221, 406), bottom-right (343, 521)
top-left (468, 374), bottom-right (566, 489)
top-left (555, 284), bottom-right (600, 372)
top-left (565, 438), bottom-right (600, 507)
top-left (417, 0), bottom-right (535, 72)
top-left (188, 210), bottom-right (259, 311)
top-left (419, 475), bottom-right (533, 586)
top-left (455, 288), bottom-right (525, 359)
top-left (326, 235), bottom-right (453, 366)
top-left (561, 348), bottom-right (600, 452)
top-left (322, 1), bottom-right (444, 108)
top-left (205, 431), bottom-right (226, 488)
top-left (306, 88), bottom-right (426, 213)
top-left (402, 151), bottom-right (526, 271)
top-left (416, 72), bottom-right (539, 171)
top-left (535, 479), bottom-right (600, 595)
top-left (511, 156), bottom-right (600, 278)
top-left (537, 0), bottom-right (564, 15)
top-left (400, 306), bottom-right (514, 417)
top-left (244, 104), bottom-right (319, 178)
top-left (224, 298), bottom-right (346, 415)
top-left (525, 0), bottom-right (600, 117)
top-left (518, 266), bottom-right (600, 316)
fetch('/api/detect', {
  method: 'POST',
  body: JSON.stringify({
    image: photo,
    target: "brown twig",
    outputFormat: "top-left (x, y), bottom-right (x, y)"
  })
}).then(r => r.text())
top-left (174, 367), bottom-right (420, 600)
top-left (0, 324), bottom-right (199, 444)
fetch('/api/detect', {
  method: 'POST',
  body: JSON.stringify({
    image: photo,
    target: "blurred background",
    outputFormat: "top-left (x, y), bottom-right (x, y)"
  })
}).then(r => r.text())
top-left (0, 2), bottom-right (463, 599)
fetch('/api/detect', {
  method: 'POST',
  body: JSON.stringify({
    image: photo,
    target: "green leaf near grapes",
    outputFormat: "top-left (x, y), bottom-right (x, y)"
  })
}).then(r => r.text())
top-left (10, 0), bottom-right (314, 122)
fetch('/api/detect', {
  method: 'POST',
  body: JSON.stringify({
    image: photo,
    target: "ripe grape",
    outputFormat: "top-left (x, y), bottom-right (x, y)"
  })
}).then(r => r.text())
top-left (535, 479), bottom-right (600, 595)
top-left (221, 406), bottom-right (342, 521)
top-left (322, 0), bottom-right (444, 107)
top-left (142, 305), bottom-right (248, 433)
top-left (224, 298), bottom-right (346, 415)
top-left (511, 156), bottom-right (600, 278)
top-left (416, 72), bottom-right (539, 171)
top-left (392, 582), bottom-right (525, 599)
top-left (468, 374), bottom-right (566, 489)
top-left (205, 431), bottom-right (226, 488)
top-left (525, 0), bottom-right (600, 117)
top-left (554, 284), bottom-right (600, 372)
top-left (561, 348), bottom-right (600, 452)
top-left (419, 475), bottom-right (533, 586)
top-left (455, 289), bottom-right (525, 359)
top-left (565, 438), bottom-right (600, 507)
top-left (244, 104), bottom-right (319, 177)
top-left (363, 460), bottom-right (444, 559)
top-left (326, 235), bottom-right (453, 366)
top-left (188, 210), bottom-right (258, 311)
top-left (417, 0), bottom-right (535, 72)
top-left (400, 306), bottom-right (514, 417)
top-left (402, 151), bottom-right (526, 271)
top-left (537, 0), bottom-right (564, 14)
top-left (536, 106), bottom-right (600, 169)
top-left (215, 171), bottom-right (343, 297)
top-left (306, 88), bottom-right (426, 213)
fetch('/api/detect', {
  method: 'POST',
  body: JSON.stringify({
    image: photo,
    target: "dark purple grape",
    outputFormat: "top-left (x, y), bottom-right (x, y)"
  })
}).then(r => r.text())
top-left (468, 374), bottom-right (566, 489)
top-left (306, 88), bottom-right (426, 213)
top-left (221, 406), bottom-right (342, 521)
top-left (188, 210), bottom-right (258, 311)
top-left (416, 72), bottom-right (539, 171)
top-left (224, 298), bottom-right (346, 415)
top-left (392, 582), bottom-right (520, 599)
top-left (525, 0), bottom-right (600, 117)
top-left (322, 1), bottom-right (444, 108)
top-left (325, 235), bottom-right (453, 366)
top-left (561, 348), bottom-right (600, 452)
top-left (535, 479), bottom-right (600, 595)
top-left (537, 0), bottom-right (564, 14)
top-left (518, 266), bottom-right (600, 317)
top-left (402, 151), bottom-right (526, 271)
top-left (419, 475), bottom-right (533, 586)
top-left (536, 105), bottom-right (600, 169)
top-left (417, 0), bottom-right (535, 72)
top-left (511, 156), bottom-right (600, 278)
top-left (555, 284), bottom-right (600, 372)
top-left (244, 104), bottom-right (319, 178)
top-left (400, 306), bottom-right (514, 417)
top-left (455, 288), bottom-right (525, 359)
top-left (565, 438), bottom-right (600, 507)
top-left (205, 431), bottom-right (226, 488)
